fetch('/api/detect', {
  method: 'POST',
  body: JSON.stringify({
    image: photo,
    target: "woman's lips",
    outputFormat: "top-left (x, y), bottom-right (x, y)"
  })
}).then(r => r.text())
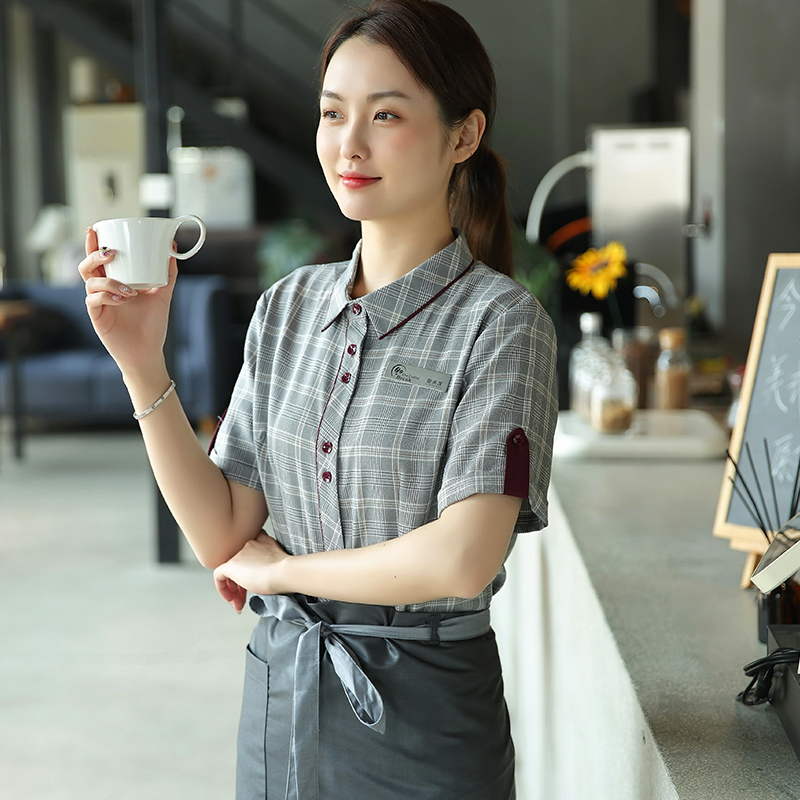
top-left (340, 173), bottom-right (380, 189)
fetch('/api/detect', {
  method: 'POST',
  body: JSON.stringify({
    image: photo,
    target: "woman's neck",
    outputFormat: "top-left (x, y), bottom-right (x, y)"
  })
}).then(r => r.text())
top-left (351, 216), bottom-right (456, 299)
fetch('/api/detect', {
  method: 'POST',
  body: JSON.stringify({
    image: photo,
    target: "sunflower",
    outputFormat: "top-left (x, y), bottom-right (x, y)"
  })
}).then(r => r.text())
top-left (566, 241), bottom-right (628, 300)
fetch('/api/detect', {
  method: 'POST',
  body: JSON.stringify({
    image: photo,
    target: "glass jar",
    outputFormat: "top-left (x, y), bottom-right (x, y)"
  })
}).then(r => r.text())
top-left (571, 357), bottom-right (593, 420)
top-left (612, 326), bottom-right (657, 409)
top-left (570, 312), bottom-right (612, 418)
top-left (655, 327), bottom-right (691, 409)
top-left (590, 362), bottom-right (636, 434)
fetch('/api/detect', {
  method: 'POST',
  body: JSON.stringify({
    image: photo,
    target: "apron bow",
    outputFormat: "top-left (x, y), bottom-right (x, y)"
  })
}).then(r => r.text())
top-left (249, 594), bottom-right (385, 800)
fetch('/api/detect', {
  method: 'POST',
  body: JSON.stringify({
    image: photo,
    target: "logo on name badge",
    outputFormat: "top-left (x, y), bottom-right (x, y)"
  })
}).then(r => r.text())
top-left (385, 362), bottom-right (451, 393)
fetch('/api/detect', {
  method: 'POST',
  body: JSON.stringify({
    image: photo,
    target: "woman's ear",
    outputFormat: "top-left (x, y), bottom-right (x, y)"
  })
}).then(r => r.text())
top-left (453, 109), bottom-right (487, 164)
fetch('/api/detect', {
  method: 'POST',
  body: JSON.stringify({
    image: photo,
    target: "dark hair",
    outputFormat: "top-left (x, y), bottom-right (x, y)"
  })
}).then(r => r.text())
top-left (320, 0), bottom-right (513, 277)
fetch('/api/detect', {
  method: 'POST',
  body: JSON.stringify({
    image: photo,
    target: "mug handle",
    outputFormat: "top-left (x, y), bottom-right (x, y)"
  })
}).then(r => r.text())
top-left (172, 215), bottom-right (207, 260)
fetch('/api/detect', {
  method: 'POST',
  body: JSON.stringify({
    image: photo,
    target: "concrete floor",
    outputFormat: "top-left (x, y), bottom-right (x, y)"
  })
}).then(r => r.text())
top-left (0, 424), bottom-right (255, 799)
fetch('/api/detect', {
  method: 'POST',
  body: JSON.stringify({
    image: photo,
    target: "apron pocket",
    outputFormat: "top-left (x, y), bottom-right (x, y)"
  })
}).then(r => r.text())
top-left (236, 645), bottom-right (269, 800)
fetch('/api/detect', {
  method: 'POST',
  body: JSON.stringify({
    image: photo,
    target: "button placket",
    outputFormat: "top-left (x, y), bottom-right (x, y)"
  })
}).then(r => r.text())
top-left (337, 302), bottom-right (366, 391)
top-left (315, 310), bottom-right (367, 547)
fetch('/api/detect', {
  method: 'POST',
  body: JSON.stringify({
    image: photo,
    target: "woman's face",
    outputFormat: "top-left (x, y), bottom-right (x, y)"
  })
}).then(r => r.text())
top-left (317, 37), bottom-right (458, 228)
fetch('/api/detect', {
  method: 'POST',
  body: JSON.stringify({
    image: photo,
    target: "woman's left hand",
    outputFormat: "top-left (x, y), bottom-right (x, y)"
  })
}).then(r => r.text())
top-left (213, 531), bottom-right (291, 612)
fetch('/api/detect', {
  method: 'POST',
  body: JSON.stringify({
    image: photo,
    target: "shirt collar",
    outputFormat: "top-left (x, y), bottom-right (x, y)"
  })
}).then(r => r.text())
top-left (322, 231), bottom-right (475, 338)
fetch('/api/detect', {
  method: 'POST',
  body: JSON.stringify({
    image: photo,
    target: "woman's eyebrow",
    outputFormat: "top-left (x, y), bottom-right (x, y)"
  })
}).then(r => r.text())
top-left (320, 89), bottom-right (412, 102)
top-left (367, 90), bottom-right (411, 102)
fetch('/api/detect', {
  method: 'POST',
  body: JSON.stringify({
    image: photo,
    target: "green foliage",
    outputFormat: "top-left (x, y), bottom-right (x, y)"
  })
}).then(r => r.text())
top-left (511, 224), bottom-right (560, 317)
top-left (257, 219), bottom-right (336, 289)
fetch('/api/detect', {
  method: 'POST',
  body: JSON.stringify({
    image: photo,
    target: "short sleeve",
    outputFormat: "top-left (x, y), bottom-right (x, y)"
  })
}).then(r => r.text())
top-left (208, 295), bottom-right (266, 492)
top-left (437, 295), bottom-right (558, 533)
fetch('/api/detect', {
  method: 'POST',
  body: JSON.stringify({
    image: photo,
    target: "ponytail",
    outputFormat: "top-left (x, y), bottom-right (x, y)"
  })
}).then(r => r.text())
top-left (450, 143), bottom-right (513, 278)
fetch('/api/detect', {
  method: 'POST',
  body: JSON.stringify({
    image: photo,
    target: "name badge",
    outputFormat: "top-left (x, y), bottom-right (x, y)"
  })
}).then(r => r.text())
top-left (385, 362), bottom-right (451, 393)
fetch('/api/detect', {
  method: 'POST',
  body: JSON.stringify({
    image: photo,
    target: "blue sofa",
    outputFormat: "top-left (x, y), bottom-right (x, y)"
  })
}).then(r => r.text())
top-left (0, 275), bottom-right (236, 426)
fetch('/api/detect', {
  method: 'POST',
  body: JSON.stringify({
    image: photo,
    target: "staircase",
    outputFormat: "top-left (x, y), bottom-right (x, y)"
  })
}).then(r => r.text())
top-left (16, 0), bottom-right (349, 225)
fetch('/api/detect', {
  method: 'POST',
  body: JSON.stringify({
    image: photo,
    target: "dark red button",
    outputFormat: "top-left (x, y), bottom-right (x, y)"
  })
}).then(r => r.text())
top-left (321, 441), bottom-right (332, 453)
top-left (322, 471), bottom-right (332, 483)
top-left (341, 373), bottom-right (351, 383)
top-left (347, 344), bottom-right (357, 356)
top-left (512, 432), bottom-right (526, 447)
top-left (352, 303), bottom-right (362, 315)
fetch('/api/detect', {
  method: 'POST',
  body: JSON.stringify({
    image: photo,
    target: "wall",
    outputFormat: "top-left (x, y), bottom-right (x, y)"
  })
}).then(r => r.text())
top-left (724, 0), bottom-right (800, 361)
top-left (448, 0), bottom-right (560, 217)
top-left (692, 0), bottom-right (800, 362)
top-left (449, 0), bottom-right (655, 217)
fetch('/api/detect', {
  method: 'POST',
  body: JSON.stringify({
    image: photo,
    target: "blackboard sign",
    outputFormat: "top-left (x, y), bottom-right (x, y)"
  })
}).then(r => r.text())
top-left (714, 254), bottom-right (800, 559)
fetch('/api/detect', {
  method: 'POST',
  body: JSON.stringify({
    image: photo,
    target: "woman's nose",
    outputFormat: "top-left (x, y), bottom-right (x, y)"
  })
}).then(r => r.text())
top-left (341, 122), bottom-right (368, 161)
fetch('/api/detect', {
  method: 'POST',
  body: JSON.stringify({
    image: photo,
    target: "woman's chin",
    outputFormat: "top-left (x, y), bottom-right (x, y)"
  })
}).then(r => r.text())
top-left (334, 204), bottom-right (375, 223)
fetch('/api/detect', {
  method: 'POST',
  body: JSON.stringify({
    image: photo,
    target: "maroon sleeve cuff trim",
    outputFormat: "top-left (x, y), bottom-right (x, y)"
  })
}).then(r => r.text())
top-left (503, 427), bottom-right (530, 499)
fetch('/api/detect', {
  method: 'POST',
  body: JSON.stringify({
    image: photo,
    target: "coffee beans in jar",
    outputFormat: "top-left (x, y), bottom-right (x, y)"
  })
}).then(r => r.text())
top-left (655, 327), bottom-right (691, 409)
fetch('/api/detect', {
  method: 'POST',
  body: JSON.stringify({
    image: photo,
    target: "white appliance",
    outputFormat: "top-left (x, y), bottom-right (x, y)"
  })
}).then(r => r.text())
top-left (526, 126), bottom-right (691, 328)
top-left (589, 126), bottom-right (691, 327)
top-left (169, 146), bottom-right (254, 230)
top-left (63, 103), bottom-right (146, 240)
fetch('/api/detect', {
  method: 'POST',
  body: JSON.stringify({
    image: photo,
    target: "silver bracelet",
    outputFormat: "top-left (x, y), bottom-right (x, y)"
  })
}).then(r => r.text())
top-left (133, 380), bottom-right (176, 420)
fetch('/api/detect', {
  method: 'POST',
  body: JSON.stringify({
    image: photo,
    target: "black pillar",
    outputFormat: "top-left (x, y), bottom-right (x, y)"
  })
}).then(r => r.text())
top-left (135, 0), bottom-right (170, 180)
top-left (34, 20), bottom-right (62, 207)
top-left (0, 1), bottom-right (16, 282)
top-left (228, 0), bottom-right (245, 98)
top-left (134, 0), bottom-right (180, 564)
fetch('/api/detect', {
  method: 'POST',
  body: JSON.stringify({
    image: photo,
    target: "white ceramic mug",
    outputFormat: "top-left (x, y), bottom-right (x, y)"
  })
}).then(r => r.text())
top-left (91, 215), bottom-right (207, 289)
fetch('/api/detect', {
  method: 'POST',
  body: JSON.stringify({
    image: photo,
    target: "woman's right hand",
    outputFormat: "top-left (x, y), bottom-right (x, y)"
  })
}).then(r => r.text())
top-left (79, 226), bottom-right (178, 378)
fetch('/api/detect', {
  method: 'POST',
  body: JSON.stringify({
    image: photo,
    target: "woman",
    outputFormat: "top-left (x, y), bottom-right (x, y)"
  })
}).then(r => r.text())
top-left (80, 1), bottom-right (558, 797)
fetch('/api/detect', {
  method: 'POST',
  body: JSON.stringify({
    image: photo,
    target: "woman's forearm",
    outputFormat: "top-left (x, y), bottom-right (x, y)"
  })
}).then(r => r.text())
top-left (269, 494), bottom-right (520, 606)
top-left (125, 362), bottom-right (268, 569)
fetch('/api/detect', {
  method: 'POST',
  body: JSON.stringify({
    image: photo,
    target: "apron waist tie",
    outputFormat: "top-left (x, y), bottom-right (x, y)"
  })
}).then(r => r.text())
top-left (248, 593), bottom-right (491, 800)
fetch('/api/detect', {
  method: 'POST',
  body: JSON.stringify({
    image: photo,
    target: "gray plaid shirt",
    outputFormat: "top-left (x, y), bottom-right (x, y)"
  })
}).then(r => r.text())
top-left (210, 232), bottom-right (557, 612)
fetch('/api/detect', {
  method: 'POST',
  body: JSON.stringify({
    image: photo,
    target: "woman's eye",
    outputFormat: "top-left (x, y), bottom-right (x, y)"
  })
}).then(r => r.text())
top-left (375, 111), bottom-right (398, 121)
top-left (320, 109), bottom-right (342, 120)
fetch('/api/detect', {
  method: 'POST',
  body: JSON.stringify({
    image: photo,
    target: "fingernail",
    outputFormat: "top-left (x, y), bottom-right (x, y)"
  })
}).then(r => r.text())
top-left (85, 226), bottom-right (92, 233)
top-left (111, 294), bottom-right (124, 302)
top-left (119, 285), bottom-right (135, 295)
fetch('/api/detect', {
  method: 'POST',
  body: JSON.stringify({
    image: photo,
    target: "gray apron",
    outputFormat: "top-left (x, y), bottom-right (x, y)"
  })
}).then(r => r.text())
top-left (237, 594), bottom-right (515, 800)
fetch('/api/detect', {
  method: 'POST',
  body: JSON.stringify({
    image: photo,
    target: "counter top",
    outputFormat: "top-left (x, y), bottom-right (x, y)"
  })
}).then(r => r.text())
top-left (550, 457), bottom-right (800, 798)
